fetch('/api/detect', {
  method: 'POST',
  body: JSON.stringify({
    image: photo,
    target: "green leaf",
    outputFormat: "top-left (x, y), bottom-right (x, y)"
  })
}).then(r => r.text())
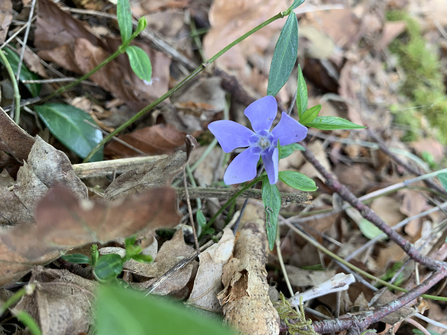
top-left (280, 143), bottom-right (305, 159)
top-left (117, 0), bottom-right (132, 43)
top-left (130, 254), bottom-right (153, 263)
top-left (306, 116), bottom-right (366, 130)
top-left (262, 178), bottom-right (281, 250)
top-left (278, 171), bottom-right (317, 192)
top-left (196, 209), bottom-right (207, 227)
top-left (126, 46), bottom-right (152, 82)
top-left (15, 311), bottom-right (42, 335)
top-left (95, 285), bottom-right (235, 335)
top-left (296, 65), bottom-right (308, 118)
top-left (0, 47), bottom-right (41, 97)
top-left (300, 105), bottom-right (321, 125)
top-left (61, 254), bottom-right (91, 265)
top-left (438, 173), bottom-right (447, 191)
top-left (34, 103), bottom-right (103, 162)
top-left (135, 17), bottom-right (147, 35)
top-left (267, 13), bottom-right (298, 96)
top-left (124, 235), bottom-right (137, 249)
top-left (290, 0), bottom-right (305, 10)
top-left (93, 254), bottom-right (123, 282)
top-left (277, 139), bottom-right (282, 161)
top-left (358, 219), bottom-right (385, 240)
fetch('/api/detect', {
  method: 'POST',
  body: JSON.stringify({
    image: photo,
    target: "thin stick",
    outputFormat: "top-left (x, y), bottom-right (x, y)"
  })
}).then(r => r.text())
top-left (22, 78), bottom-right (97, 86)
top-left (406, 319), bottom-right (430, 335)
top-left (183, 171), bottom-right (200, 252)
top-left (301, 143), bottom-right (440, 270)
top-left (0, 17), bottom-right (36, 50)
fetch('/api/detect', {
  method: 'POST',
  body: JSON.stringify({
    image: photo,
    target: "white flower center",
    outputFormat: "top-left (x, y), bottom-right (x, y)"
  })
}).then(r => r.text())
top-left (258, 136), bottom-right (270, 149)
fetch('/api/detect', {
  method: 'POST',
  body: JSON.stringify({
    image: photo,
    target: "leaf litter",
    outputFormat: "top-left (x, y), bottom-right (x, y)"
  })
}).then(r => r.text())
top-left (1, 0), bottom-right (447, 334)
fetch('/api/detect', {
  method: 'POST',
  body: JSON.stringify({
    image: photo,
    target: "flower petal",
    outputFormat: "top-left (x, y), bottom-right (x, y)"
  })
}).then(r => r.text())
top-left (271, 112), bottom-right (308, 146)
top-left (224, 147), bottom-right (260, 185)
top-left (208, 120), bottom-right (254, 153)
top-left (244, 96), bottom-right (277, 133)
top-left (262, 148), bottom-right (278, 185)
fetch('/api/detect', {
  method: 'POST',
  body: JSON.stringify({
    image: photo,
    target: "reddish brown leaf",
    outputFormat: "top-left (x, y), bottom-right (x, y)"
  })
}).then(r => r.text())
top-left (36, 186), bottom-right (181, 248)
top-left (0, 107), bottom-right (35, 162)
top-left (35, 0), bottom-right (170, 111)
top-left (105, 124), bottom-right (186, 157)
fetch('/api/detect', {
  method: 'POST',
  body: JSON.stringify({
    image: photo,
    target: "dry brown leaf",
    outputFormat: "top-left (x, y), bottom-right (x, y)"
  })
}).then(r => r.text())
top-left (12, 267), bottom-right (97, 335)
top-left (137, 229), bottom-right (196, 295)
top-left (35, 0), bottom-right (170, 111)
top-left (0, 107), bottom-right (35, 162)
top-left (0, 0), bottom-right (12, 44)
top-left (203, 0), bottom-right (287, 95)
top-left (35, 186), bottom-right (180, 249)
top-left (398, 190), bottom-right (428, 237)
top-left (284, 266), bottom-right (336, 287)
top-left (217, 200), bottom-right (279, 335)
top-left (370, 289), bottom-right (416, 326)
top-left (0, 136), bottom-right (85, 226)
top-left (187, 228), bottom-right (234, 312)
top-left (299, 140), bottom-right (332, 180)
top-left (380, 21), bottom-right (406, 48)
top-left (370, 196), bottom-right (405, 228)
top-left (410, 138), bottom-right (445, 163)
top-left (104, 150), bottom-right (187, 201)
top-left (104, 124), bottom-right (186, 158)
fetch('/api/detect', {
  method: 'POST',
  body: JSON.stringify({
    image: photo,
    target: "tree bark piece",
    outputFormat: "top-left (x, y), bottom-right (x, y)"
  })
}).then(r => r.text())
top-left (217, 200), bottom-right (279, 335)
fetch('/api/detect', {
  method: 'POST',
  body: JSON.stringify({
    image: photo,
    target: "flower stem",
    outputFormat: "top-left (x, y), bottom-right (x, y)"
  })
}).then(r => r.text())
top-left (206, 177), bottom-right (262, 228)
top-left (0, 48), bottom-right (21, 123)
top-left (83, 12), bottom-right (286, 162)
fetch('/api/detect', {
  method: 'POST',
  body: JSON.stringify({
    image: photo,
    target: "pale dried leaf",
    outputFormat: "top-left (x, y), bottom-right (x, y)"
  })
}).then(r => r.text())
top-left (137, 229), bottom-right (196, 295)
top-left (0, 0), bottom-right (12, 44)
top-left (187, 228), bottom-right (234, 311)
top-left (12, 267), bottom-right (97, 335)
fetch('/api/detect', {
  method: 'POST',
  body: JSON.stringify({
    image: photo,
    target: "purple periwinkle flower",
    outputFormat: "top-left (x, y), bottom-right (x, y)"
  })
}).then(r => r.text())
top-left (208, 96), bottom-right (308, 185)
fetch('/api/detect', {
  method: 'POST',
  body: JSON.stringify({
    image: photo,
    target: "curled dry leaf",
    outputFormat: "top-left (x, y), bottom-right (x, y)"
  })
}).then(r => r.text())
top-left (0, 136), bottom-right (86, 226)
top-left (135, 229), bottom-right (196, 295)
top-left (187, 228), bottom-right (235, 312)
top-left (35, 0), bottom-right (170, 111)
top-left (104, 150), bottom-right (187, 201)
top-left (217, 200), bottom-right (279, 335)
top-left (0, 107), bottom-right (35, 163)
top-left (12, 267), bottom-right (97, 335)
top-left (104, 124), bottom-right (186, 158)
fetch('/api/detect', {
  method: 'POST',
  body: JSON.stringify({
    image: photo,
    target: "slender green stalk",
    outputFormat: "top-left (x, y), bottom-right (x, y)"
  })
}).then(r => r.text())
top-left (0, 48), bottom-right (21, 123)
top-left (206, 177), bottom-right (262, 228)
top-left (282, 217), bottom-right (447, 302)
top-left (84, 12), bottom-right (286, 162)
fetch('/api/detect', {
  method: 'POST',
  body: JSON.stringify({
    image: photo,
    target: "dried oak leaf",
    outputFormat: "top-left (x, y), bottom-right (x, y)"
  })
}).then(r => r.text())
top-left (0, 107), bottom-right (35, 163)
top-left (35, 0), bottom-right (170, 111)
top-left (217, 200), bottom-right (280, 335)
top-left (187, 228), bottom-right (234, 312)
top-left (104, 149), bottom-right (187, 201)
top-left (12, 267), bottom-right (97, 335)
top-left (104, 124), bottom-right (186, 158)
